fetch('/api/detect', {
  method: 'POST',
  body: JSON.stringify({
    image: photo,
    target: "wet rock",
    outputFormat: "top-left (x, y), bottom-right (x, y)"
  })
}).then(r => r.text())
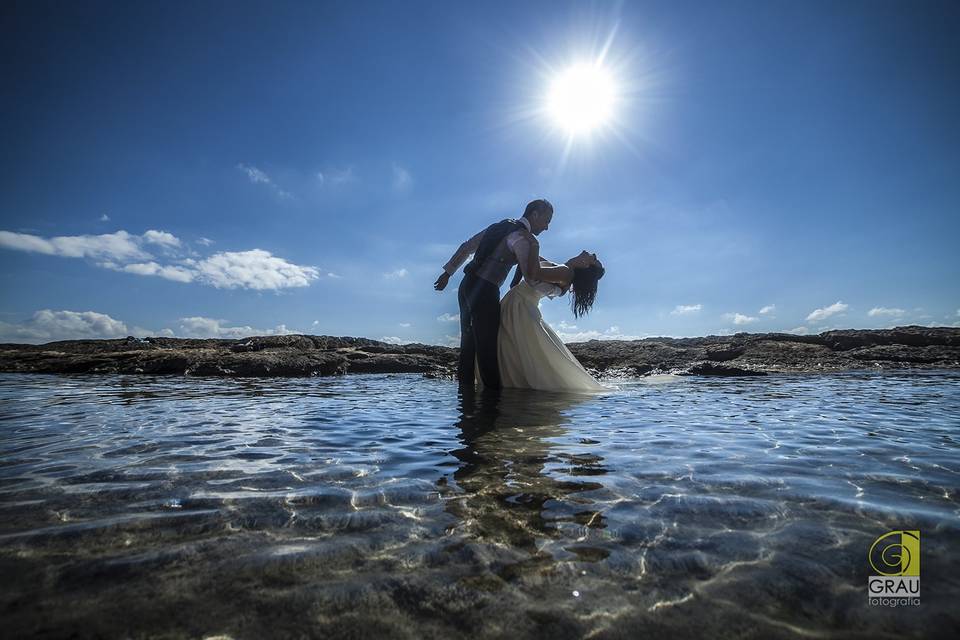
top-left (818, 326), bottom-right (960, 350)
top-left (704, 344), bottom-right (744, 362)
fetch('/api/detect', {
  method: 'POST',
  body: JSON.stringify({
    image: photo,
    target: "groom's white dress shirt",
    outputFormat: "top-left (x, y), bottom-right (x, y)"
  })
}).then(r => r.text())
top-left (442, 218), bottom-right (562, 298)
top-left (443, 218), bottom-right (534, 276)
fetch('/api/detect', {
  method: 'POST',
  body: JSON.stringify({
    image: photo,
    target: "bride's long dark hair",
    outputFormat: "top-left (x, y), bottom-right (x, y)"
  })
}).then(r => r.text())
top-left (570, 264), bottom-right (605, 318)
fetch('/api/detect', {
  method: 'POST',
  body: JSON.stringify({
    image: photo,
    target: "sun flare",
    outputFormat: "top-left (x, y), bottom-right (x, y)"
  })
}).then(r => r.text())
top-left (546, 62), bottom-right (617, 135)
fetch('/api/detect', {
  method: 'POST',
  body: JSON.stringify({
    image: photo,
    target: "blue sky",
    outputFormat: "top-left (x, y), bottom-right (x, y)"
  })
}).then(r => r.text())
top-left (1, 0), bottom-right (958, 344)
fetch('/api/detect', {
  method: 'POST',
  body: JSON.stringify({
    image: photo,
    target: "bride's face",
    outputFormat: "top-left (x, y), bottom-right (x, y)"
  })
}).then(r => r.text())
top-left (571, 251), bottom-right (598, 269)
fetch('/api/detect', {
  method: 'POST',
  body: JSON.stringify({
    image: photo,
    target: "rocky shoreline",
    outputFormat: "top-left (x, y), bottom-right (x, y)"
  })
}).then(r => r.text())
top-left (1, 326), bottom-right (958, 379)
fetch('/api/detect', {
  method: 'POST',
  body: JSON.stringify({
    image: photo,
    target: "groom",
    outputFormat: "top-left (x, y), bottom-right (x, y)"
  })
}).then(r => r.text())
top-left (434, 198), bottom-right (570, 390)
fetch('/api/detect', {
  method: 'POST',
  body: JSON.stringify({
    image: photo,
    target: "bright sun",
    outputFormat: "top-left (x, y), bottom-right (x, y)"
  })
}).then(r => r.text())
top-left (547, 62), bottom-right (617, 135)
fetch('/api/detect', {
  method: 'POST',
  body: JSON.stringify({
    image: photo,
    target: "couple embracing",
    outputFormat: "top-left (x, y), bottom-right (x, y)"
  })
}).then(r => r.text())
top-left (434, 199), bottom-right (607, 393)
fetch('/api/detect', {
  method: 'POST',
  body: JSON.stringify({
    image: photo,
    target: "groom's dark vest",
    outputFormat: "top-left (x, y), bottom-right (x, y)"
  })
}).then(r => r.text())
top-left (463, 219), bottom-right (527, 287)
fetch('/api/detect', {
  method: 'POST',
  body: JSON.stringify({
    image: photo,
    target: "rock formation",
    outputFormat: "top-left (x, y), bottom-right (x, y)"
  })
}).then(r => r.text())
top-left (1, 326), bottom-right (957, 378)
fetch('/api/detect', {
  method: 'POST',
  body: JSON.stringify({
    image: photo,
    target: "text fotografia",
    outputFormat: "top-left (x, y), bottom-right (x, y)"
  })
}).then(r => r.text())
top-left (868, 530), bottom-right (920, 608)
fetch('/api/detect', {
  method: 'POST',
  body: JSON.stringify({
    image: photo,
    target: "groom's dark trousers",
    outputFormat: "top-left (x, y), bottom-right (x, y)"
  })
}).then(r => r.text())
top-left (457, 272), bottom-right (501, 390)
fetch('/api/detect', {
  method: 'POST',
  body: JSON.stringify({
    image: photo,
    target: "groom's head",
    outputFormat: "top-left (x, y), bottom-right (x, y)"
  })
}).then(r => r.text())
top-left (522, 198), bottom-right (553, 236)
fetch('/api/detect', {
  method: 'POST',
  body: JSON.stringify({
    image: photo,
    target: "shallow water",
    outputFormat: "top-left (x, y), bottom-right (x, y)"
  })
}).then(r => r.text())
top-left (1, 371), bottom-right (958, 639)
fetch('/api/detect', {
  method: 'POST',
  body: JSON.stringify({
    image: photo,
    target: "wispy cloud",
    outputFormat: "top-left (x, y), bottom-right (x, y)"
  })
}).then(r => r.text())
top-left (111, 261), bottom-right (195, 283)
top-left (99, 214), bottom-right (110, 222)
top-left (724, 312), bottom-right (758, 325)
top-left (238, 163), bottom-right (270, 184)
top-left (392, 163), bottom-right (412, 192)
top-left (236, 163), bottom-right (294, 200)
top-left (806, 301), bottom-right (848, 323)
top-left (436, 312), bottom-right (459, 322)
top-left (868, 307), bottom-right (905, 318)
top-left (379, 336), bottom-right (409, 345)
top-left (0, 229), bottom-right (151, 262)
top-left (197, 237), bottom-right (214, 247)
top-left (759, 304), bottom-right (776, 315)
top-left (317, 166), bottom-right (355, 186)
top-left (555, 325), bottom-right (644, 343)
top-left (670, 304), bottom-right (702, 315)
top-left (399, 322), bottom-right (412, 328)
top-left (787, 326), bottom-right (810, 335)
top-left (0, 228), bottom-right (320, 291)
top-left (384, 268), bottom-right (408, 279)
top-left (178, 316), bottom-right (293, 339)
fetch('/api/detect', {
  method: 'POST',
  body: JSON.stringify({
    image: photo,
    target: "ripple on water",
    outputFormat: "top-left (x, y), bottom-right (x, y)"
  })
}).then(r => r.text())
top-left (0, 371), bottom-right (958, 638)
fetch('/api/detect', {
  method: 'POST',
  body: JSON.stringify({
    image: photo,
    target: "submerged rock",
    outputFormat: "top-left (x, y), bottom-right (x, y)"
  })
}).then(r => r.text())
top-left (0, 326), bottom-right (957, 379)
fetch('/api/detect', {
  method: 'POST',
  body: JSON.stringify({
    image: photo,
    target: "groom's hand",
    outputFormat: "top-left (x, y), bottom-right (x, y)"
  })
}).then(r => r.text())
top-left (434, 272), bottom-right (451, 291)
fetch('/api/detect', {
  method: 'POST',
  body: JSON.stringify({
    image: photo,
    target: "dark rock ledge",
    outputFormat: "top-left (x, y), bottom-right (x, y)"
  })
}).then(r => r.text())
top-left (0, 326), bottom-right (958, 379)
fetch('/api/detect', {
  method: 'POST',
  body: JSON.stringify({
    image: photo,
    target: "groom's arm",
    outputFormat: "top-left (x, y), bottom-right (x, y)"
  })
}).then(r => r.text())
top-left (435, 228), bottom-right (484, 291)
top-left (515, 235), bottom-right (571, 285)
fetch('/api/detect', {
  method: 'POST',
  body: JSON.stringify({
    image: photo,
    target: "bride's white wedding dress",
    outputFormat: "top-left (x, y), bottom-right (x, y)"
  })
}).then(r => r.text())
top-left (496, 278), bottom-right (608, 392)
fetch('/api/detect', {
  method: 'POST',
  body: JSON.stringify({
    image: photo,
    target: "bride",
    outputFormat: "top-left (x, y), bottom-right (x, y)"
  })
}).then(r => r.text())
top-left (496, 251), bottom-right (608, 392)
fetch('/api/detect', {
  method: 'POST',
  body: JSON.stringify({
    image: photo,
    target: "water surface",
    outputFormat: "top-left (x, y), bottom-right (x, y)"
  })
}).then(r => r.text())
top-left (1, 372), bottom-right (958, 638)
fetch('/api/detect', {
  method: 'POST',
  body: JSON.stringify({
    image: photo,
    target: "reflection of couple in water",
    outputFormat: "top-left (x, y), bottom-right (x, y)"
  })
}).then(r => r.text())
top-left (434, 199), bottom-right (608, 392)
top-left (447, 388), bottom-right (608, 555)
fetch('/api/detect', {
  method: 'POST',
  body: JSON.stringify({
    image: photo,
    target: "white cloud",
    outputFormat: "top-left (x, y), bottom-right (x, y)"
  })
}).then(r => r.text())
top-left (326, 272), bottom-right (341, 279)
top-left (868, 307), bottom-right (905, 318)
top-left (0, 229), bottom-right (150, 262)
top-left (399, 322), bottom-right (412, 328)
top-left (759, 305), bottom-right (776, 315)
top-left (142, 229), bottom-right (182, 248)
top-left (99, 214), bottom-right (110, 222)
top-left (724, 312), bottom-right (758, 325)
top-left (236, 163), bottom-right (294, 199)
top-left (379, 336), bottom-right (408, 345)
top-left (556, 325), bottom-right (644, 343)
top-left (806, 301), bottom-right (848, 323)
top-left (384, 268), bottom-right (408, 279)
top-left (442, 334), bottom-right (460, 347)
top-left (787, 326), bottom-right (810, 335)
top-left (437, 312), bottom-right (459, 323)
top-left (556, 320), bottom-right (578, 330)
top-left (177, 317), bottom-right (294, 339)
top-left (670, 304), bottom-right (702, 315)
top-left (0, 309), bottom-right (307, 344)
top-left (193, 249), bottom-right (319, 290)
top-left (0, 228), bottom-right (319, 291)
top-left (115, 261), bottom-right (194, 283)
top-left (392, 164), bottom-right (412, 192)
top-left (197, 237), bottom-right (214, 247)
top-left (0, 309), bottom-right (130, 343)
